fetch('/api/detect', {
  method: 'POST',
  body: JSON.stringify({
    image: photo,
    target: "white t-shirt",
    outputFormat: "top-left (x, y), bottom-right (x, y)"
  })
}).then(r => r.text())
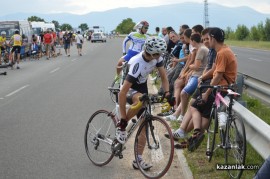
top-left (76, 34), bottom-right (84, 44)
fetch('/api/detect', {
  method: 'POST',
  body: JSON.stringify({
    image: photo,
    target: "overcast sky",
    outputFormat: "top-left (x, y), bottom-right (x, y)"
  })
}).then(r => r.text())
top-left (1, 0), bottom-right (270, 15)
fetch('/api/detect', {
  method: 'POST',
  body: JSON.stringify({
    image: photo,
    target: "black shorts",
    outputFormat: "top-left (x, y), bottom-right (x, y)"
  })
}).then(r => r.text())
top-left (11, 46), bottom-right (21, 53)
top-left (126, 88), bottom-right (148, 104)
top-left (191, 80), bottom-right (227, 118)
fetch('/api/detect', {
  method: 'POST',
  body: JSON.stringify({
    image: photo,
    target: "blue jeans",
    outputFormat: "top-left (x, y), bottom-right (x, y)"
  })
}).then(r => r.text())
top-left (254, 156), bottom-right (270, 179)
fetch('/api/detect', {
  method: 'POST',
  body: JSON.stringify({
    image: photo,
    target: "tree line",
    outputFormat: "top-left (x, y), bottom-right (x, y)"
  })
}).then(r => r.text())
top-left (28, 15), bottom-right (270, 41)
top-left (225, 18), bottom-right (270, 41)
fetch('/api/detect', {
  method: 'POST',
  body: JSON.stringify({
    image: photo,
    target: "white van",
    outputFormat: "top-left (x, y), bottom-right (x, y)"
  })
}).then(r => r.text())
top-left (91, 32), bottom-right (106, 43)
top-left (0, 20), bottom-right (33, 55)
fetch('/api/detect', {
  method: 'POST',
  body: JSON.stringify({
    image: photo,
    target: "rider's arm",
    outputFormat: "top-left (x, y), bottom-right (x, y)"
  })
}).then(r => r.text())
top-left (118, 80), bottom-right (132, 120)
top-left (205, 71), bottom-right (223, 96)
top-left (157, 66), bottom-right (169, 94)
top-left (122, 34), bottom-right (131, 54)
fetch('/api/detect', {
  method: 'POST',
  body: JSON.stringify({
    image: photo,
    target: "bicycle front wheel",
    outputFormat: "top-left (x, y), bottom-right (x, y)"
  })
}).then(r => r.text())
top-left (225, 113), bottom-right (246, 179)
top-left (84, 110), bottom-right (116, 166)
top-left (134, 116), bottom-right (174, 179)
top-left (206, 108), bottom-right (218, 162)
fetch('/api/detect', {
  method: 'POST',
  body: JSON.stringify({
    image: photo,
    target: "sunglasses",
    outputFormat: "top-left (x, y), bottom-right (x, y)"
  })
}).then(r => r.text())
top-left (151, 53), bottom-right (161, 58)
top-left (143, 27), bottom-right (149, 30)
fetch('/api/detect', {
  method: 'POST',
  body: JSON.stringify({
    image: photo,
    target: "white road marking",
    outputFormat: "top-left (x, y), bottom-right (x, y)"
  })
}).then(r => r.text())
top-left (248, 58), bottom-right (262, 62)
top-left (71, 58), bottom-right (77, 62)
top-left (50, 67), bottom-right (60, 73)
top-left (5, 85), bottom-right (30, 97)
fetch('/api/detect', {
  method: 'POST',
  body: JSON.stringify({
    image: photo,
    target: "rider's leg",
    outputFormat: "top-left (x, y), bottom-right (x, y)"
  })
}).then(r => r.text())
top-left (116, 58), bottom-right (125, 76)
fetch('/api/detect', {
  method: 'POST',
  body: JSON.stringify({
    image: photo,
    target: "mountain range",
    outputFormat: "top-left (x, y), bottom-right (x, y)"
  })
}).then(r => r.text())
top-left (1, 2), bottom-right (270, 33)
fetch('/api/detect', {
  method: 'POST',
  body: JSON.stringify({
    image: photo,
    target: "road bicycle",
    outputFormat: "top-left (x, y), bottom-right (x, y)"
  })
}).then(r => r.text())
top-left (110, 61), bottom-right (129, 103)
top-left (199, 84), bottom-right (246, 179)
top-left (84, 87), bottom-right (174, 179)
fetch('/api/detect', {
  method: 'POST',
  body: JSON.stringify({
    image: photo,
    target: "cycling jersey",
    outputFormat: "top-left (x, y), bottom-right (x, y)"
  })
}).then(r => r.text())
top-left (0, 36), bottom-right (6, 46)
top-left (11, 34), bottom-right (22, 46)
top-left (122, 32), bottom-right (148, 54)
top-left (126, 52), bottom-right (163, 94)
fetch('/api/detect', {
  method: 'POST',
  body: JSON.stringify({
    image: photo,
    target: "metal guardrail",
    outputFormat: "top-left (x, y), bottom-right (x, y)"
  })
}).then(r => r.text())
top-left (234, 74), bottom-right (270, 160)
top-left (232, 100), bottom-right (270, 160)
top-left (240, 73), bottom-right (270, 105)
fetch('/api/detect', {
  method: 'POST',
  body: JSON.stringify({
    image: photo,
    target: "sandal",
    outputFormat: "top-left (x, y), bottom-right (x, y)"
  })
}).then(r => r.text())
top-left (188, 131), bottom-right (205, 152)
top-left (174, 141), bottom-right (189, 149)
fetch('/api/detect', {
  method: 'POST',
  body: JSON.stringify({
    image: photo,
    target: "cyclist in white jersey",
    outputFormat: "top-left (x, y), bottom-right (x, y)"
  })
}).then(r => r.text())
top-left (115, 21), bottom-right (149, 82)
top-left (116, 36), bottom-right (170, 170)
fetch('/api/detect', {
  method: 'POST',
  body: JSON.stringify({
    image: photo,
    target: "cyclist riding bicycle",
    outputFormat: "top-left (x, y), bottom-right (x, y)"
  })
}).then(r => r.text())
top-left (115, 20), bottom-right (149, 82)
top-left (116, 36), bottom-right (170, 170)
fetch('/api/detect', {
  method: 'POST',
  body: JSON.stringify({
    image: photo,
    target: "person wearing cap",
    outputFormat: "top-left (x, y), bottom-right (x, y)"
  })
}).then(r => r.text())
top-left (0, 31), bottom-right (7, 65)
top-left (188, 27), bottom-right (237, 151)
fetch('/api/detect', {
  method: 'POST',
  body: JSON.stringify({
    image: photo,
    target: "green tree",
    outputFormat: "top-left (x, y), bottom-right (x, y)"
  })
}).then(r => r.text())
top-left (78, 23), bottom-right (89, 32)
top-left (264, 18), bottom-right (270, 41)
top-left (27, 16), bottom-right (45, 22)
top-left (60, 23), bottom-right (73, 31)
top-left (115, 18), bottom-right (135, 34)
top-left (235, 24), bottom-right (249, 40)
top-left (250, 26), bottom-right (260, 41)
top-left (52, 20), bottom-right (60, 30)
top-left (224, 27), bottom-right (234, 40)
top-left (257, 22), bottom-right (266, 41)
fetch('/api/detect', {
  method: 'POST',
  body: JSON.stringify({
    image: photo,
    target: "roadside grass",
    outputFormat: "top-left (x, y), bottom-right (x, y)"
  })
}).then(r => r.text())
top-left (169, 92), bottom-right (269, 179)
top-left (225, 40), bottom-right (270, 51)
top-left (152, 83), bottom-right (268, 178)
top-left (242, 93), bottom-right (270, 125)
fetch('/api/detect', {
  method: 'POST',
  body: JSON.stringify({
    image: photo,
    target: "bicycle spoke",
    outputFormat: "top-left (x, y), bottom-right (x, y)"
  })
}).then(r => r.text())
top-left (84, 110), bottom-right (116, 166)
top-left (134, 116), bottom-right (174, 179)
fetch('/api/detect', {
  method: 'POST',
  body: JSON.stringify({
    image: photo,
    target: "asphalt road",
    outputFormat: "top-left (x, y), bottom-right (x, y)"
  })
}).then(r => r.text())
top-left (231, 46), bottom-right (270, 83)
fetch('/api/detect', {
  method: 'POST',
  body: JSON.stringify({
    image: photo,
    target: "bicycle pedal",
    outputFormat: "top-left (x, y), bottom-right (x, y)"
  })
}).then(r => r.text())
top-left (206, 151), bottom-right (212, 156)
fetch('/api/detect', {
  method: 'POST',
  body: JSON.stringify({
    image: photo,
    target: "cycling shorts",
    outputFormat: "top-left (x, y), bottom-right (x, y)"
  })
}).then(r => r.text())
top-left (123, 50), bottom-right (139, 62)
top-left (11, 46), bottom-right (21, 53)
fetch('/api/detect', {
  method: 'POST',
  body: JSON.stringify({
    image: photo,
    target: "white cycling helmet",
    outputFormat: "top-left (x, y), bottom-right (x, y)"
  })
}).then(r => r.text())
top-left (144, 36), bottom-right (167, 55)
top-left (1, 31), bottom-right (6, 35)
top-left (134, 20), bottom-right (149, 30)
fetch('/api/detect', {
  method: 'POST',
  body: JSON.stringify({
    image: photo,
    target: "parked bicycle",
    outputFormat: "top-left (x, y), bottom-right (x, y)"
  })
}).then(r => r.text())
top-left (84, 87), bottom-right (174, 179)
top-left (199, 84), bottom-right (246, 179)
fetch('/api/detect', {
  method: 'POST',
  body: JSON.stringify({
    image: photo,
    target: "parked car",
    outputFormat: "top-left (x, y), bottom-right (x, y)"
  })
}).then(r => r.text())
top-left (91, 32), bottom-right (106, 43)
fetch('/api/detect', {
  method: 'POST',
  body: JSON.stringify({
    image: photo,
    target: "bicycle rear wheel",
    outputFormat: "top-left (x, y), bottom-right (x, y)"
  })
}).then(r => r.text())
top-left (84, 110), bottom-right (116, 166)
top-left (225, 113), bottom-right (246, 179)
top-left (206, 108), bottom-right (218, 162)
top-left (134, 116), bottom-right (174, 179)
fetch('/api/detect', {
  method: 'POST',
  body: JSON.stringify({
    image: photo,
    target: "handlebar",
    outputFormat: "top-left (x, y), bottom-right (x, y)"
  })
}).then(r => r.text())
top-left (199, 84), bottom-right (236, 91)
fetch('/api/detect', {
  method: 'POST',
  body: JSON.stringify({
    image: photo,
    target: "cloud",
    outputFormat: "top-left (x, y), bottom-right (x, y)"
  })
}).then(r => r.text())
top-left (0, 0), bottom-right (269, 15)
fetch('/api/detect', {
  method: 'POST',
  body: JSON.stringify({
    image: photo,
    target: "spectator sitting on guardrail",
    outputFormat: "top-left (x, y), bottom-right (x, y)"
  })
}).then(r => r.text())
top-left (170, 27), bottom-right (237, 151)
top-left (164, 28), bottom-right (217, 148)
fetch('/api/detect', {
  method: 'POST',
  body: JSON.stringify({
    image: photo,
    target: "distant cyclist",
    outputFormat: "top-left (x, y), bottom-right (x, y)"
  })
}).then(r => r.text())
top-left (115, 20), bottom-right (149, 82)
top-left (9, 29), bottom-right (22, 69)
top-left (116, 36), bottom-right (170, 170)
top-left (0, 31), bottom-right (7, 65)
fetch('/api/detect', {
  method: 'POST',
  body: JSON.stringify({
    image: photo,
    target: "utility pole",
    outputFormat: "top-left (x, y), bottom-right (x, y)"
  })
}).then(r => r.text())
top-left (204, 0), bottom-right (210, 28)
